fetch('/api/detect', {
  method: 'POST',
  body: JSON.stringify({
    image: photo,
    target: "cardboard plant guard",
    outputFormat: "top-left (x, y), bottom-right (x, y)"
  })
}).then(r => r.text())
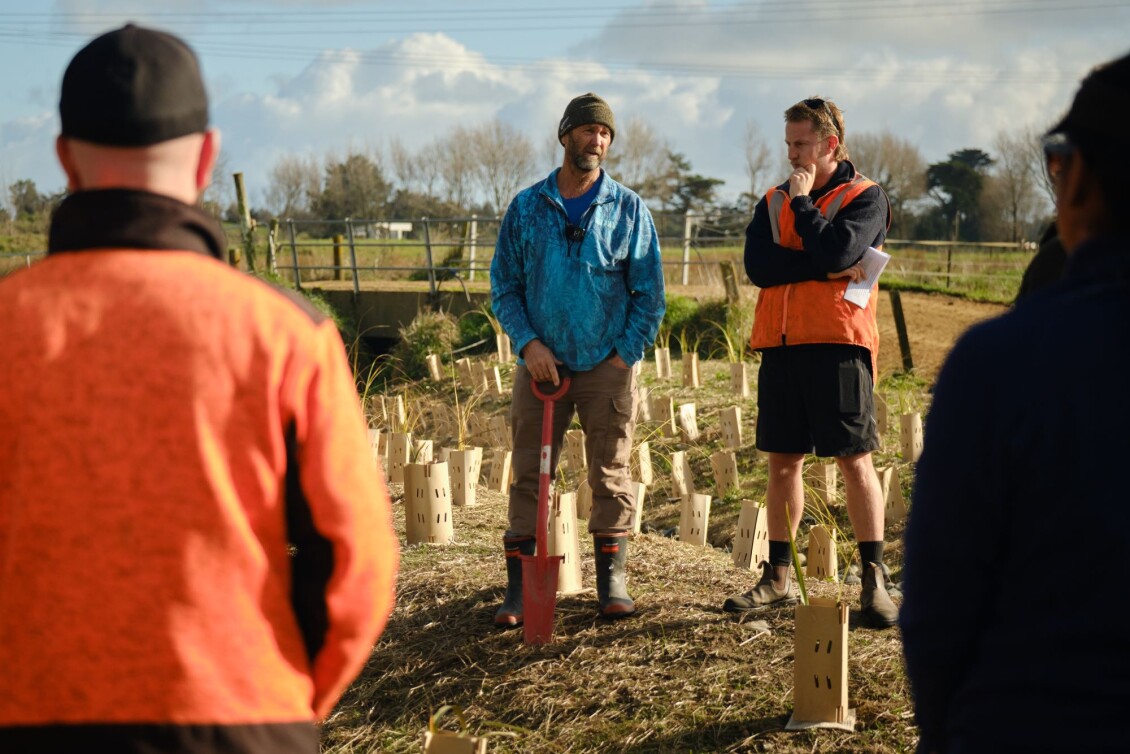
top-left (900, 412), bottom-right (924, 463)
top-left (670, 450), bottom-right (694, 499)
top-left (710, 450), bottom-right (740, 496)
top-left (680, 493), bottom-right (711, 547)
top-left (720, 406), bottom-right (742, 451)
top-left (423, 705), bottom-right (489, 754)
top-left (730, 361), bottom-right (750, 399)
top-left (564, 429), bottom-right (586, 474)
top-left (682, 352), bottom-right (700, 388)
top-left (496, 333), bottom-right (512, 362)
top-left (805, 461), bottom-right (838, 507)
top-left (633, 440), bottom-right (653, 487)
top-left (387, 432), bottom-right (412, 484)
top-left (487, 449), bottom-right (512, 493)
top-left (447, 447), bottom-right (483, 507)
top-left (677, 402), bottom-right (700, 442)
top-left (788, 597), bottom-right (855, 731)
top-left (521, 372), bottom-right (571, 646)
top-left (549, 490), bottom-right (583, 594)
top-left (425, 353), bottom-right (444, 382)
top-left (636, 386), bottom-right (652, 421)
top-left (632, 481), bottom-right (647, 535)
top-left (806, 524), bottom-right (838, 582)
top-left (653, 346), bottom-right (672, 379)
top-left (877, 466), bottom-right (908, 525)
top-left (651, 394), bottom-right (677, 438)
top-left (575, 478), bottom-right (593, 520)
top-left (404, 461), bottom-right (454, 546)
top-left (874, 392), bottom-right (889, 437)
top-left (731, 501), bottom-right (769, 570)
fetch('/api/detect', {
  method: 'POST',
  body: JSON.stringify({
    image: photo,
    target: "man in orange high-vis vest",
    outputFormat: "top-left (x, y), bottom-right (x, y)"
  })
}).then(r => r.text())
top-left (0, 25), bottom-right (398, 753)
top-left (722, 97), bottom-right (898, 629)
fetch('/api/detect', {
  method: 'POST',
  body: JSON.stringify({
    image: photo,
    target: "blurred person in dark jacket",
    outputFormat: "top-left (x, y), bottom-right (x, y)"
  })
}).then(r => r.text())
top-left (902, 50), bottom-right (1130, 754)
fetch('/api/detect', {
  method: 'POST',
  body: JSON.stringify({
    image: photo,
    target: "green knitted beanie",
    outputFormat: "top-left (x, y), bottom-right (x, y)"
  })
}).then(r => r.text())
top-left (558, 92), bottom-right (616, 143)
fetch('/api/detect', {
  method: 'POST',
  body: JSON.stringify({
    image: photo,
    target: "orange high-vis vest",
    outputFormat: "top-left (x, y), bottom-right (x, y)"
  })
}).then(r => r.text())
top-left (748, 173), bottom-right (884, 374)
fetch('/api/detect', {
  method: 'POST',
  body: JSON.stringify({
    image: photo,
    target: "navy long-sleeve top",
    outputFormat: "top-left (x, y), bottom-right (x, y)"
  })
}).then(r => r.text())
top-left (901, 236), bottom-right (1130, 753)
top-left (744, 160), bottom-right (889, 288)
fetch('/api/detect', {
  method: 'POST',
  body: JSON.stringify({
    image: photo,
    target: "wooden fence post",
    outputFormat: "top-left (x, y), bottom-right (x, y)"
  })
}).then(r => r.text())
top-left (888, 289), bottom-right (914, 373)
top-left (233, 172), bottom-right (256, 273)
top-left (333, 234), bottom-right (344, 281)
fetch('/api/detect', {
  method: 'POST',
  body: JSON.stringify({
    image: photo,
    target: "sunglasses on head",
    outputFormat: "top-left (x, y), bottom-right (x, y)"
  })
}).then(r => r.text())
top-left (803, 97), bottom-right (841, 140)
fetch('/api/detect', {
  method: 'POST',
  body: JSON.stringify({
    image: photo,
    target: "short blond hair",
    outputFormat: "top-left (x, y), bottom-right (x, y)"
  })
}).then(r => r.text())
top-left (785, 97), bottom-right (848, 161)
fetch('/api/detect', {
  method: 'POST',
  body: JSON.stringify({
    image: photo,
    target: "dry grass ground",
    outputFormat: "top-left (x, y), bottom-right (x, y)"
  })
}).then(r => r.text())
top-left (321, 357), bottom-right (933, 754)
top-left (320, 291), bottom-right (1007, 752)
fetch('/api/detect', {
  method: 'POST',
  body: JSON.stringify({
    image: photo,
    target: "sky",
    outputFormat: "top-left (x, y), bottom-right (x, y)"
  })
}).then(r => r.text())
top-left (1, 0), bottom-right (1127, 210)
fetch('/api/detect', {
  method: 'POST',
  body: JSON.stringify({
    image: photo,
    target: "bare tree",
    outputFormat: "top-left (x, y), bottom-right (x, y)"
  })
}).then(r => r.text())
top-left (388, 137), bottom-right (419, 194)
top-left (986, 129), bottom-right (1050, 242)
top-left (741, 119), bottom-right (774, 211)
top-left (1020, 123), bottom-right (1055, 208)
top-left (263, 154), bottom-right (320, 219)
top-left (406, 140), bottom-right (444, 200)
top-left (604, 117), bottom-right (671, 204)
top-left (201, 150), bottom-right (234, 221)
top-left (434, 127), bottom-right (474, 210)
top-left (850, 131), bottom-right (927, 238)
top-left (465, 118), bottom-right (537, 213)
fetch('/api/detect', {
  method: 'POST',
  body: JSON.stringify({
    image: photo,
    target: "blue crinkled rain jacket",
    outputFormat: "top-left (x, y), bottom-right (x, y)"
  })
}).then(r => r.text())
top-left (490, 168), bottom-right (666, 372)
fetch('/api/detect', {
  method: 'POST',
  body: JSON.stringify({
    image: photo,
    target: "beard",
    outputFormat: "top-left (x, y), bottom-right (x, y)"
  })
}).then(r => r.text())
top-left (572, 152), bottom-right (602, 171)
top-left (566, 137), bottom-right (604, 172)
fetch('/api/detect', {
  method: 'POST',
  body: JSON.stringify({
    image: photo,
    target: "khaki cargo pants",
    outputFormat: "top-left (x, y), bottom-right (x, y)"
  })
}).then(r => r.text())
top-left (506, 359), bottom-right (638, 536)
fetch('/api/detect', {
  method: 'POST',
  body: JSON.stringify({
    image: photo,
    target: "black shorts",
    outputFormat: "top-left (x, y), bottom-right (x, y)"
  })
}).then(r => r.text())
top-left (755, 344), bottom-right (879, 457)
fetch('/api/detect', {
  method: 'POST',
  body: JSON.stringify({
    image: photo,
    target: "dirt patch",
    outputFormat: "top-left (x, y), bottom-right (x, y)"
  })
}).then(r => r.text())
top-left (875, 291), bottom-right (1006, 383)
top-left (668, 285), bottom-right (1005, 385)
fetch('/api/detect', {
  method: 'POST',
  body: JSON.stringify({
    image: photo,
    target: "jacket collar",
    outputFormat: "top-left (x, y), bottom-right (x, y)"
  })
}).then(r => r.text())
top-left (539, 167), bottom-right (620, 208)
top-left (48, 188), bottom-right (228, 261)
top-left (1065, 236), bottom-right (1130, 280)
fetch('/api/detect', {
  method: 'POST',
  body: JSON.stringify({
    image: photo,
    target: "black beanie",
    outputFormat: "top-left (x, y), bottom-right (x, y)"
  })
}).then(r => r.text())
top-left (59, 23), bottom-right (209, 147)
top-left (558, 93), bottom-right (616, 143)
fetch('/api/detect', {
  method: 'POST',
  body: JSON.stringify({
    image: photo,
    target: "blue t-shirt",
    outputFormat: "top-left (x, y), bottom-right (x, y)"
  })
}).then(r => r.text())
top-left (562, 175), bottom-right (602, 225)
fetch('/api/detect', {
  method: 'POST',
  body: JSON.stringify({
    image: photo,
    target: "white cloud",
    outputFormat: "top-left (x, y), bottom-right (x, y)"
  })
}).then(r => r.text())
top-left (0, 112), bottom-right (62, 194)
top-left (3, 0), bottom-right (1128, 208)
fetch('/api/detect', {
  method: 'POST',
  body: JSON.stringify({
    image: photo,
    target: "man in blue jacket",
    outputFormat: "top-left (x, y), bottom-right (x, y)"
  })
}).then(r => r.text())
top-left (490, 93), bottom-right (665, 624)
top-left (901, 50), bottom-right (1130, 753)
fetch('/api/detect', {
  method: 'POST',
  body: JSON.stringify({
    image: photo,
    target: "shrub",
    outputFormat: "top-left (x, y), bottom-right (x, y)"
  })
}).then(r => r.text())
top-left (391, 310), bottom-right (460, 381)
top-left (456, 309), bottom-right (495, 353)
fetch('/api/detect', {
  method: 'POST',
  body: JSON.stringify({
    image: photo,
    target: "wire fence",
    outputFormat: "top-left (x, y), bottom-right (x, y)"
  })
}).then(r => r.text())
top-left (1, 212), bottom-right (1035, 303)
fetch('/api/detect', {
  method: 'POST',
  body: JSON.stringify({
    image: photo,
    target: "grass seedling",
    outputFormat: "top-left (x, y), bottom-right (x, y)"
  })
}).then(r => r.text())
top-left (785, 504), bottom-right (809, 607)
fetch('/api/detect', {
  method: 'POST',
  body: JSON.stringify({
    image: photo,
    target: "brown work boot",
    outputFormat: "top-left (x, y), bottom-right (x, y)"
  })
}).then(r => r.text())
top-left (723, 561), bottom-right (798, 613)
top-left (860, 561), bottom-right (899, 629)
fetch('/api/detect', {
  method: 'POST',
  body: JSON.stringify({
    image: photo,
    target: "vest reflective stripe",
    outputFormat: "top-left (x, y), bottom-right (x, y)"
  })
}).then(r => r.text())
top-left (750, 173), bottom-right (882, 374)
top-left (767, 190), bottom-right (785, 246)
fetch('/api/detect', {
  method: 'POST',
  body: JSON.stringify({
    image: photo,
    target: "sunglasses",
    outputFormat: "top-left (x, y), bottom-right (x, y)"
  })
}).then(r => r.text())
top-left (1042, 132), bottom-right (1075, 187)
top-left (803, 97), bottom-right (842, 140)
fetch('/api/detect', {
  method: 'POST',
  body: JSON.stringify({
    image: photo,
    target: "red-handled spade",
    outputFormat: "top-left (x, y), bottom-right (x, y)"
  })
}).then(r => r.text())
top-left (521, 370), bottom-right (571, 646)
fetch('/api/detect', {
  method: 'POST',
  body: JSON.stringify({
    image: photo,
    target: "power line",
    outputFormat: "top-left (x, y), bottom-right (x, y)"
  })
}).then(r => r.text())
top-left (0, 0), bottom-right (1122, 33)
top-left (0, 28), bottom-right (1090, 87)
